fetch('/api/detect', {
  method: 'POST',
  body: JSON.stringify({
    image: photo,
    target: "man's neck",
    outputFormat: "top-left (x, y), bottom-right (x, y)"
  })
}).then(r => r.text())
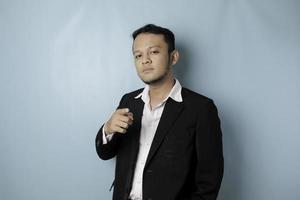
top-left (148, 76), bottom-right (175, 109)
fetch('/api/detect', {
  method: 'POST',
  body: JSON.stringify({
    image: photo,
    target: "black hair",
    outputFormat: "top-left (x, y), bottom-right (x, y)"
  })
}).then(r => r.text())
top-left (132, 24), bottom-right (175, 53)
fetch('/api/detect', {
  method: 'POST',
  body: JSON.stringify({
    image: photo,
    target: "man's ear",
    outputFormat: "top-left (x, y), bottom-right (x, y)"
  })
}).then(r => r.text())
top-left (170, 49), bottom-right (180, 66)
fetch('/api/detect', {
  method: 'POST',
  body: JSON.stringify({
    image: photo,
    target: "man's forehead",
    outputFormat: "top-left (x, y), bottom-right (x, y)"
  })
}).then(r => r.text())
top-left (133, 33), bottom-right (166, 51)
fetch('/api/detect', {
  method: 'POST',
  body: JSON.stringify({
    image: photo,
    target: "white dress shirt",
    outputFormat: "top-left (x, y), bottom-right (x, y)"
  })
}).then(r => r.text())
top-left (103, 79), bottom-right (183, 200)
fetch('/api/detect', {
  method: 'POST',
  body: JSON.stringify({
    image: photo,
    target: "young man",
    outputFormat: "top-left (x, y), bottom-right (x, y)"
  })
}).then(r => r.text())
top-left (95, 24), bottom-right (224, 200)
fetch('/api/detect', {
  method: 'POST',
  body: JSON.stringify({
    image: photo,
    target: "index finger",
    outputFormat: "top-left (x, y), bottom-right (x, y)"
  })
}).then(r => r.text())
top-left (117, 108), bottom-right (130, 115)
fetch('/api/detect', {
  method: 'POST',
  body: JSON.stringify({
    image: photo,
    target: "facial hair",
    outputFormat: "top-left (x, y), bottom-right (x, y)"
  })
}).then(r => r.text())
top-left (142, 55), bottom-right (172, 85)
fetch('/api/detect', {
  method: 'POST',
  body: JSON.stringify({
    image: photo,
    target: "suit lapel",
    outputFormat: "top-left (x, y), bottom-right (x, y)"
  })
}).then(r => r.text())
top-left (128, 97), bottom-right (144, 152)
top-left (124, 96), bottom-right (144, 192)
top-left (145, 98), bottom-right (184, 167)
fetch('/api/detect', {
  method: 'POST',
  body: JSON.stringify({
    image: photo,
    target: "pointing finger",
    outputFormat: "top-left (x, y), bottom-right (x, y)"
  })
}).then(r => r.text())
top-left (117, 108), bottom-right (130, 115)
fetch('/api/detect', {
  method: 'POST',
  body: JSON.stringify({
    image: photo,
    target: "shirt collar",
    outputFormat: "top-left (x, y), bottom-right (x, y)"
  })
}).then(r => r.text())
top-left (134, 79), bottom-right (183, 103)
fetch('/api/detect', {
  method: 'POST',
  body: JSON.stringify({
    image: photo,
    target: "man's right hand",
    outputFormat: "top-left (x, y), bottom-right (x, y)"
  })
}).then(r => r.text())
top-left (104, 108), bottom-right (134, 135)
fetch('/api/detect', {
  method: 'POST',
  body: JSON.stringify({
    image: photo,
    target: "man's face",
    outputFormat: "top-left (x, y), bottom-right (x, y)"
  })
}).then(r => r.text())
top-left (132, 33), bottom-right (172, 85)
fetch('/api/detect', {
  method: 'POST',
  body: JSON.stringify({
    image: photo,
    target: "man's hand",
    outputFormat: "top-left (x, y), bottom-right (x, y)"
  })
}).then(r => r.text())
top-left (104, 108), bottom-right (134, 135)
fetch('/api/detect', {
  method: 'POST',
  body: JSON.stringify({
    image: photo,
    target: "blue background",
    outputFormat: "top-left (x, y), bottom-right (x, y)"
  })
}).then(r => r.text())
top-left (1, 0), bottom-right (299, 199)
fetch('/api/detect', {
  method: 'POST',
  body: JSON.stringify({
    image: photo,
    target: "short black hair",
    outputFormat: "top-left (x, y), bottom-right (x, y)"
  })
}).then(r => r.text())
top-left (132, 24), bottom-right (175, 53)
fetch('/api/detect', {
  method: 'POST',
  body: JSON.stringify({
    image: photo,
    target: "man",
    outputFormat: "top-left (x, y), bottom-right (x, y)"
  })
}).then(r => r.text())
top-left (95, 24), bottom-right (223, 200)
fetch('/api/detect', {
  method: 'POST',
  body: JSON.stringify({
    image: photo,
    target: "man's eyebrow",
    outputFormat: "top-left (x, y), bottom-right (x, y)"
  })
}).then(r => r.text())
top-left (133, 45), bottom-right (161, 54)
top-left (133, 50), bottom-right (141, 54)
top-left (149, 45), bottom-right (161, 49)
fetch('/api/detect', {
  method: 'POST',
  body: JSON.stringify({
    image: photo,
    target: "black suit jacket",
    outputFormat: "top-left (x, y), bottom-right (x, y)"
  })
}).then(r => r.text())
top-left (96, 87), bottom-right (224, 200)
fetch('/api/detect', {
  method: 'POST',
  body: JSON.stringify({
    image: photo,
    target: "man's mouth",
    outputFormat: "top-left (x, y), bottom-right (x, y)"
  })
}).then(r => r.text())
top-left (143, 68), bottom-right (154, 73)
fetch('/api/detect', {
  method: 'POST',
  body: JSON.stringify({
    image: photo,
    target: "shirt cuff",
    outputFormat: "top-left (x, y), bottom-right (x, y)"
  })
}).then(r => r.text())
top-left (102, 124), bottom-right (114, 144)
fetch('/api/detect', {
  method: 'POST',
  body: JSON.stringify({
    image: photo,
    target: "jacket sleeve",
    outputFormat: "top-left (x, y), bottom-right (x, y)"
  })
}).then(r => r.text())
top-left (191, 100), bottom-right (224, 200)
top-left (95, 94), bottom-right (127, 160)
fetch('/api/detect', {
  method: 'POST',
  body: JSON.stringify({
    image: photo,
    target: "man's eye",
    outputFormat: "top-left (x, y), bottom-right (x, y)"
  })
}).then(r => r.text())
top-left (135, 55), bottom-right (142, 59)
top-left (150, 51), bottom-right (159, 54)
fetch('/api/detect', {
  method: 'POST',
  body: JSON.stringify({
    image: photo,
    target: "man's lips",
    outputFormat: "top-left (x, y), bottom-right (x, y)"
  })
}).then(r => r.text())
top-left (143, 68), bottom-right (154, 73)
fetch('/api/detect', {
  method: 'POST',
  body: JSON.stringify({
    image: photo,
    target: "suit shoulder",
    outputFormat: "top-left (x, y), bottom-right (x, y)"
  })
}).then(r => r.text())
top-left (182, 88), bottom-right (220, 118)
top-left (182, 87), bottom-right (214, 105)
top-left (116, 88), bottom-right (143, 107)
top-left (121, 88), bottom-right (144, 99)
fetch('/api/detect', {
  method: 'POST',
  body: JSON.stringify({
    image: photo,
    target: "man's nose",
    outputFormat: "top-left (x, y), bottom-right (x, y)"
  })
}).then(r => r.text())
top-left (142, 54), bottom-right (151, 65)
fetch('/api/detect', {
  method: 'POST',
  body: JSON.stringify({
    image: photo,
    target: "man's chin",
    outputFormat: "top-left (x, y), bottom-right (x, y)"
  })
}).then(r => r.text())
top-left (141, 77), bottom-right (163, 85)
top-left (141, 79), bottom-right (153, 85)
top-left (140, 70), bottom-right (169, 85)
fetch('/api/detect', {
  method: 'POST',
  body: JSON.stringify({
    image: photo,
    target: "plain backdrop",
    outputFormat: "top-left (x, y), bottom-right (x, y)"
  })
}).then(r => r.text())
top-left (0, 0), bottom-right (299, 199)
